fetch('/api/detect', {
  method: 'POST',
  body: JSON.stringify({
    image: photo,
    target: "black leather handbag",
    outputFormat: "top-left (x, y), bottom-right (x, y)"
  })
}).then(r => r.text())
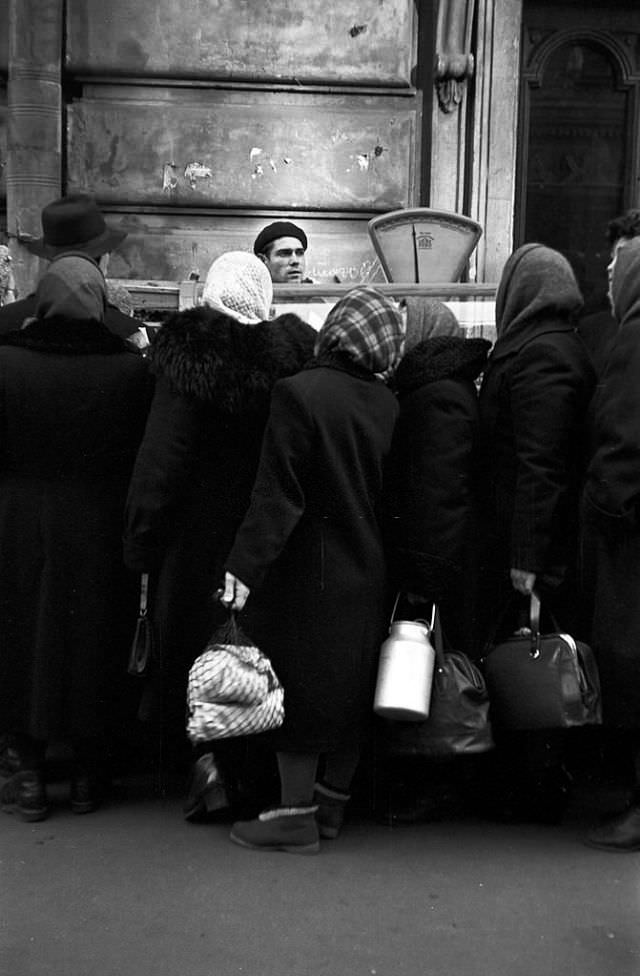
top-left (380, 608), bottom-right (494, 758)
top-left (482, 592), bottom-right (602, 731)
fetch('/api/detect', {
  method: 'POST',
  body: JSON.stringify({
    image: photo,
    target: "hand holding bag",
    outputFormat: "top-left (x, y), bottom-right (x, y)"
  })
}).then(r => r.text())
top-left (380, 607), bottom-right (494, 757)
top-left (186, 611), bottom-right (284, 743)
top-left (482, 591), bottom-right (602, 730)
top-left (128, 573), bottom-right (154, 677)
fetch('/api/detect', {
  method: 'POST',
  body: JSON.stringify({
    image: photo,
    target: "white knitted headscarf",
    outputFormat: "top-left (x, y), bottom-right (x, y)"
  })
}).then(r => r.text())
top-left (201, 251), bottom-right (273, 324)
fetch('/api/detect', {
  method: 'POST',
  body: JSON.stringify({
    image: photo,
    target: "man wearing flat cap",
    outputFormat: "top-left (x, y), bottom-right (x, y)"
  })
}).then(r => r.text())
top-left (253, 220), bottom-right (312, 285)
top-left (0, 193), bottom-right (147, 350)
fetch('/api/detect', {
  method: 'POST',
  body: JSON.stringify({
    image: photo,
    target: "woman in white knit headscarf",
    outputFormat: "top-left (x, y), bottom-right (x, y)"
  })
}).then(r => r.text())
top-left (202, 251), bottom-right (273, 324)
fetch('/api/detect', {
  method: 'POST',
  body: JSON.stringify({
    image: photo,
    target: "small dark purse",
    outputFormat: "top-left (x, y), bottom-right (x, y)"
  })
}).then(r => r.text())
top-left (482, 592), bottom-right (602, 731)
top-left (128, 573), bottom-right (154, 677)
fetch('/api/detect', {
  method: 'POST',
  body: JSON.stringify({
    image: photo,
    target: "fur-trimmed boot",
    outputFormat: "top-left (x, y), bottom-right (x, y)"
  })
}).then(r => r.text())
top-left (230, 806), bottom-right (320, 854)
top-left (314, 782), bottom-right (350, 839)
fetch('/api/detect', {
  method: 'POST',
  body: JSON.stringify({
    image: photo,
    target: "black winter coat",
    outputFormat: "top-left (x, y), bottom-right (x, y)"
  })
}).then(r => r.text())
top-left (225, 356), bottom-right (399, 753)
top-left (583, 238), bottom-right (640, 727)
top-left (123, 307), bottom-right (315, 740)
top-left (0, 317), bottom-right (153, 742)
top-left (385, 335), bottom-right (490, 601)
top-left (479, 324), bottom-right (594, 581)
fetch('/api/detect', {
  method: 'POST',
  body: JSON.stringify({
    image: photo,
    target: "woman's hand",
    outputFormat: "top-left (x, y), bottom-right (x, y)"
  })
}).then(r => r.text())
top-left (510, 568), bottom-right (536, 595)
top-left (219, 571), bottom-right (251, 611)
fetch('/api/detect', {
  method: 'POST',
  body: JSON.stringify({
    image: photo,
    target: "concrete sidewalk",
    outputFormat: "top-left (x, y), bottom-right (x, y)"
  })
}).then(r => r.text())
top-left (1, 776), bottom-right (638, 976)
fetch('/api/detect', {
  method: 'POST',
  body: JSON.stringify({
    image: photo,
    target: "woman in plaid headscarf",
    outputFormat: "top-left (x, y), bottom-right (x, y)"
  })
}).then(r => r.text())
top-left (221, 287), bottom-right (404, 853)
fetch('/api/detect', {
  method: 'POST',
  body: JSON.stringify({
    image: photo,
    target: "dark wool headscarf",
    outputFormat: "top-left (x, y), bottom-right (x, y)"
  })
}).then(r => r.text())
top-left (314, 286), bottom-right (404, 380)
top-left (403, 297), bottom-right (463, 352)
top-left (610, 236), bottom-right (640, 327)
top-left (32, 253), bottom-right (107, 322)
top-left (491, 243), bottom-right (583, 361)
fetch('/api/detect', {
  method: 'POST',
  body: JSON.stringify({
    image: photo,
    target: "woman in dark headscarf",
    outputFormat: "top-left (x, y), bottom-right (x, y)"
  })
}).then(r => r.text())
top-left (385, 299), bottom-right (490, 643)
top-left (582, 237), bottom-right (640, 851)
top-left (476, 244), bottom-right (596, 822)
top-left (221, 286), bottom-right (404, 853)
top-left (0, 254), bottom-right (152, 821)
top-left (378, 299), bottom-right (491, 823)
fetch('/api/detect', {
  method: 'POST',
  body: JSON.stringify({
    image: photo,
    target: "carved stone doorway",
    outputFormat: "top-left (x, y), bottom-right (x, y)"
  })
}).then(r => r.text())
top-left (516, 2), bottom-right (640, 314)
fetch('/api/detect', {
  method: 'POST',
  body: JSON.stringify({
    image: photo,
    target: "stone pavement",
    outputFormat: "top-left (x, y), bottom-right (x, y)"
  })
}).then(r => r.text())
top-left (1, 774), bottom-right (638, 976)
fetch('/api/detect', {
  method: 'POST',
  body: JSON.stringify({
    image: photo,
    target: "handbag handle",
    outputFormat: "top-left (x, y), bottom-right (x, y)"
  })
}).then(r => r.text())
top-left (528, 591), bottom-right (562, 658)
top-left (138, 573), bottom-right (149, 617)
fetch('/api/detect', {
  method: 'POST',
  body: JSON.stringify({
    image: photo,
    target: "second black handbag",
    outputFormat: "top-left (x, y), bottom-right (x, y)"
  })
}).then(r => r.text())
top-left (482, 591), bottom-right (602, 730)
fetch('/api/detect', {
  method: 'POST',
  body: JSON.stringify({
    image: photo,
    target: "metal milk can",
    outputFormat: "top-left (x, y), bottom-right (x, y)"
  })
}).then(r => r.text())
top-left (373, 603), bottom-right (436, 721)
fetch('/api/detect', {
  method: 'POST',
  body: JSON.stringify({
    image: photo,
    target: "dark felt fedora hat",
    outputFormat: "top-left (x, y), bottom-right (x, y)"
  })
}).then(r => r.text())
top-left (25, 193), bottom-right (128, 259)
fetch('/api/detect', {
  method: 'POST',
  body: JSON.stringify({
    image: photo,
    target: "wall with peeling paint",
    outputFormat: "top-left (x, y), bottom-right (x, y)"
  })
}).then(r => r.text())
top-left (66, 0), bottom-right (414, 86)
top-left (67, 87), bottom-right (414, 211)
top-left (59, 0), bottom-right (427, 283)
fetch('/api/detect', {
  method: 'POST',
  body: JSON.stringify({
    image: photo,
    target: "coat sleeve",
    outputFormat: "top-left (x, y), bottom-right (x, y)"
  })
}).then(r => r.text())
top-left (508, 336), bottom-right (589, 573)
top-left (123, 377), bottom-right (201, 572)
top-left (585, 324), bottom-right (640, 524)
top-left (225, 379), bottom-right (314, 590)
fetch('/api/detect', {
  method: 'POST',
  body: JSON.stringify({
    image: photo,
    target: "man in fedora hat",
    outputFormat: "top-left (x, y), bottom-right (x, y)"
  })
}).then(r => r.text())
top-left (0, 193), bottom-right (146, 349)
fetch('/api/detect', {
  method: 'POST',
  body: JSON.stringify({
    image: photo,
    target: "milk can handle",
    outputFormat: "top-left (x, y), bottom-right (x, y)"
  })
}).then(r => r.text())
top-left (389, 592), bottom-right (436, 632)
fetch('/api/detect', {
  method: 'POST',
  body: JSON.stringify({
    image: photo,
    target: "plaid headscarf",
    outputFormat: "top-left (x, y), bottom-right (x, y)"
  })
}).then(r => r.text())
top-left (314, 286), bottom-right (404, 380)
top-left (202, 251), bottom-right (273, 324)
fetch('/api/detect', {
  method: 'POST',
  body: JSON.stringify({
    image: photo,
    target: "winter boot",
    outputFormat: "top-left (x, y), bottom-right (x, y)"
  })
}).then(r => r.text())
top-left (230, 805), bottom-right (320, 854)
top-left (1, 769), bottom-right (50, 822)
top-left (314, 782), bottom-right (350, 839)
top-left (584, 804), bottom-right (640, 852)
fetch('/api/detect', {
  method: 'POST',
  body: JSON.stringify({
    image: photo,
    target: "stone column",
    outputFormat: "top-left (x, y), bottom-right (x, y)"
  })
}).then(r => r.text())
top-left (6, 0), bottom-right (63, 297)
top-left (468, 0), bottom-right (523, 284)
top-left (428, 0), bottom-right (476, 215)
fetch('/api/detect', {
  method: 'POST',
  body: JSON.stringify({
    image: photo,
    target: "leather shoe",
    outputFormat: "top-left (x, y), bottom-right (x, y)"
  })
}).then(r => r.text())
top-left (1, 769), bottom-right (50, 822)
top-left (70, 770), bottom-right (106, 814)
top-left (584, 805), bottom-right (640, 852)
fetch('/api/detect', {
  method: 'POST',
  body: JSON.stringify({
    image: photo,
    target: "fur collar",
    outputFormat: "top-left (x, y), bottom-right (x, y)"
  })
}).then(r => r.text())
top-left (394, 336), bottom-right (491, 395)
top-left (0, 316), bottom-right (127, 354)
top-left (149, 305), bottom-right (315, 412)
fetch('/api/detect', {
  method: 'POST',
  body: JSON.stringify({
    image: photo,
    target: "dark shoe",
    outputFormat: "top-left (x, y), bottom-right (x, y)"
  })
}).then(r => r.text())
top-left (1, 770), bottom-right (50, 822)
top-left (70, 770), bottom-right (105, 814)
top-left (584, 805), bottom-right (640, 852)
top-left (183, 754), bottom-right (231, 823)
top-left (230, 806), bottom-right (320, 854)
top-left (314, 782), bottom-right (350, 839)
top-left (0, 737), bottom-right (21, 778)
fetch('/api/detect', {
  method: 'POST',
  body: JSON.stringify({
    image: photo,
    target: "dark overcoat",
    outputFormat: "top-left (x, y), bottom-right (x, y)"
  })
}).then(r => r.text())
top-left (225, 355), bottom-right (399, 753)
top-left (384, 335), bottom-right (490, 647)
top-left (0, 317), bottom-right (152, 742)
top-left (122, 307), bottom-right (316, 742)
top-left (583, 238), bottom-right (640, 728)
top-left (479, 324), bottom-right (595, 580)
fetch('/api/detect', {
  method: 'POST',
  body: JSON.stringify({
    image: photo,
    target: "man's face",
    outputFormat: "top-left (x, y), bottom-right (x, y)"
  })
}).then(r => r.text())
top-left (261, 236), bottom-right (306, 283)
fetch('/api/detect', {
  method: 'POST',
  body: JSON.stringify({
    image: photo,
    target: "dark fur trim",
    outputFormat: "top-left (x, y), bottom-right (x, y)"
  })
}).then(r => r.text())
top-left (149, 306), bottom-right (315, 412)
top-left (395, 336), bottom-right (491, 394)
top-left (0, 316), bottom-right (127, 354)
